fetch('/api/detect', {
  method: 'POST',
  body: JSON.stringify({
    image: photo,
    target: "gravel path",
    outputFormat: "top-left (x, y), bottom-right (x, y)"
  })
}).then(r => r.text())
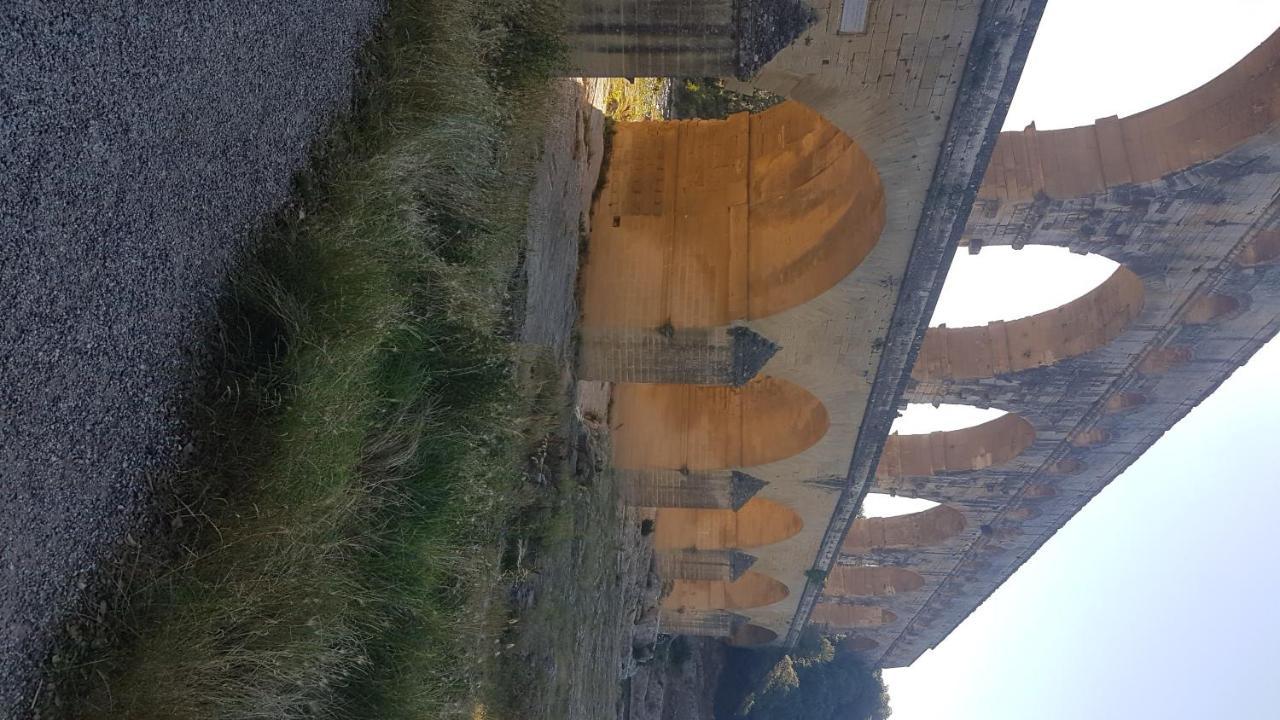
top-left (0, 2), bottom-right (381, 712)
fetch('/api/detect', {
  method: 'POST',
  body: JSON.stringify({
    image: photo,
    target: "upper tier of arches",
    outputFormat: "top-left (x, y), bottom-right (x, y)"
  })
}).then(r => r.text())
top-left (978, 27), bottom-right (1280, 202)
top-left (580, 100), bottom-right (885, 330)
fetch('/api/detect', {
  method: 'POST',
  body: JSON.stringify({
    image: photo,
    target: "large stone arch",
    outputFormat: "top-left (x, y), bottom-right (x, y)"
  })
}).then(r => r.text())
top-left (913, 266), bottom-right (1145, 382)
top-left (610, 376), bottom-right (829, 471)
top-left (655, 497), bottom-right (804, 551)
top-left (811, 604), bottom-right (897, 629)
top-left (663, 571), bottom-right (790, 611)
top-left (843, 505), bottom-right (967, 553)
top-left (824, 566), bottom-right (925, 598)
top-left (978, 27), bottom-right (1280, 202)
top-left (580, 100), bottom-right (885, 331)
top-left (876, 412), bottom-right (1036, 477)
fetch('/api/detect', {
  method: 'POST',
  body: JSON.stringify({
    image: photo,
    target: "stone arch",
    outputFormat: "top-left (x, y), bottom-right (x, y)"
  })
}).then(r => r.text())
top-left (1006, 505), bottom-right (1042, 522)
top-left (1239, 231), bottom-right (1280, 266)
top-left (913, 266), bottom-right (1145, 382)
top-left (654, 497), bottom-right (804, 551)
top-left (610, 376), bottom-right (828, 471)
top-left (812, 604), bottom-right (897, 629)
top-left (877, 411), bottom-right (1035, 477)
top-left (825, 566), bottom-right (925, 598)
top-left (1184, 293), bottom-right (1242, 324)
top-left (580, 100), bottom-right (885, 330)
top-left (727, 624), bottom-right (778, 647)
top-left (1049, 458), bottom-right (1085, 475)
top-left (1105, 392), bottom-right (1147, 414)
top-left (1070, 428), bottom-right (1111, 448)
top-left (977, 28), bottom-right (1280, 201)
top-left (843, 505), bottom-right (966, 553)
top-left (663, 571), bottom-right (790, 611)
top-left (1139, 346), bottom-right (1193, 375)
top-left (1023, 483), bottom-right (1057, 499)
top-left (846, 636), bottom-right (880, 651)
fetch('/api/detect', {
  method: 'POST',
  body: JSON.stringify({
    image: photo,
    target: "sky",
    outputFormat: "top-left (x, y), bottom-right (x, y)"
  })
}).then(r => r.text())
top-left (875, 3), bottom-right (1280, 719)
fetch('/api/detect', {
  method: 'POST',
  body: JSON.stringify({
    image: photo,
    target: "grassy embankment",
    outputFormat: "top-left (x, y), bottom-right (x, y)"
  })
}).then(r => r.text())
top-left (40, 0), bottom-right (565, 718)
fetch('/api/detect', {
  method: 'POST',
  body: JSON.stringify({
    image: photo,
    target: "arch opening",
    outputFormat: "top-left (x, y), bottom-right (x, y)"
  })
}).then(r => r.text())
top-left (846, 636), bottom-right (880, 652)
top-left (655, 497), bottom-right (804, 551)
top-left (891, 403), bottom-right (1007, 434)
top-left (859, 493), bottom-right (940, 519)
top-left (843, 505), bottom-right (967, 553)
top-left (878, 408), bottom-right (1035, 477)
top-left (812, 604), bottom-right (897, 629)
top-left (915, 259), bottom-right (1145, 381)
top-left (726, 624), bottom-right (778, 647)
top-left (610, 376), bottom-right (829, 471)
top-left (930, 247), bottom-right (1121, 329)
top-left (581, 100), bottom-right (886, 330)
top-left (825, 566), bottom-right (925, 597)
top-left (663, 571), bottom-right (790, 611)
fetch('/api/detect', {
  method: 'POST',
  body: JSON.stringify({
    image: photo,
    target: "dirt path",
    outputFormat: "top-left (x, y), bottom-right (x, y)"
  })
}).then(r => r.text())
top-left (0, 3), bottom-right (380, 712)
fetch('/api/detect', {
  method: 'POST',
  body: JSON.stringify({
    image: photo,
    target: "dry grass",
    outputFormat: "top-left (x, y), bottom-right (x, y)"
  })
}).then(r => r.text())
top-left (36, 0), bottom-right (565, 717)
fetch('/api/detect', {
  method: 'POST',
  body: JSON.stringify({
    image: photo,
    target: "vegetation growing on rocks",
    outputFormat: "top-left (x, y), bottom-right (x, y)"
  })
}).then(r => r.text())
top-left (716, 633), bottom-right (892, 720)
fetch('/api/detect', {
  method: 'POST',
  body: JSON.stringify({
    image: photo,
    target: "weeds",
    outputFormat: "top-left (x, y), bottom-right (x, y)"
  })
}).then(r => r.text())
top-left (38, 0), bottom-right (564, 717)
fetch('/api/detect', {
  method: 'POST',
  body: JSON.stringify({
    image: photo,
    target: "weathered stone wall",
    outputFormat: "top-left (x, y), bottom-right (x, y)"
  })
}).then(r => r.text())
top-left (822, 28), bottom-right (1280, 668)
top-left (564, 0), bottom-right (815, 79)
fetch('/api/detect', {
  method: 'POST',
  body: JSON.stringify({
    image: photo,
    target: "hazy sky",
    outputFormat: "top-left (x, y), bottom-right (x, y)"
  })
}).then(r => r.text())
top-left (877, 3), bottom-right (1280, 719)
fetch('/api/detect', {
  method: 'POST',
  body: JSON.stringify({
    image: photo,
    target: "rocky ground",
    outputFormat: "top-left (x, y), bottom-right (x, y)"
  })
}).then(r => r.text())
top-left (500, 77), bottom-right (656, 719)
top-left (0, 2), bottom-right (381, 713)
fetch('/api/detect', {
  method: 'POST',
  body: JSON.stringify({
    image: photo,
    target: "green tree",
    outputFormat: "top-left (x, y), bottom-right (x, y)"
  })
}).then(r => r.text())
top-left (668, 78), bottom-right (785, 120)
top-left (733, 634), bottom-right (891, 720)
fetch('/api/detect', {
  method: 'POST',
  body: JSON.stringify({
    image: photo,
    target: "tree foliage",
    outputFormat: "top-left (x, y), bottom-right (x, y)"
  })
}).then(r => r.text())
top-left (668, 78), bottom-right (785, 120)
top-left (731, 633), bottom-right (891, 720)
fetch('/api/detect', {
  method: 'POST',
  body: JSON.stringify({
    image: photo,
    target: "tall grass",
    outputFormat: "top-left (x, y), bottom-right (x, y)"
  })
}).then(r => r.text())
top-left (41, 0), bottom-right (564, 717)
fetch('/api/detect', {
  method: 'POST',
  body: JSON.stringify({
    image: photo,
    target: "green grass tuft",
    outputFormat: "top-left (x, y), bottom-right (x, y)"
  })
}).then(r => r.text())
top-left (39, 0), bottom-right (566, 717)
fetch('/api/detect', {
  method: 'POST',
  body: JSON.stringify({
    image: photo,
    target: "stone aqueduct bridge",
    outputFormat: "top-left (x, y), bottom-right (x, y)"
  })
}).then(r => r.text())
top-left (566, 3), bottom-right (1280, 663)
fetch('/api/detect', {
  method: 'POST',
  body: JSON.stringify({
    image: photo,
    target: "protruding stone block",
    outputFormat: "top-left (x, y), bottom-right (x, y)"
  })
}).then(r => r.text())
top-left (657, 549), bottom-right (758, 581)
top-left (615, 468), bottom-right (767, 510)
top-left (578, 324), bottom-right (778, 386)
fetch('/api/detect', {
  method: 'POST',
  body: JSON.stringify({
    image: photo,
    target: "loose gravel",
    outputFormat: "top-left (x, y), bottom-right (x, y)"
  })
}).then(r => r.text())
top-left (0, 2), bottom-right (382, 713)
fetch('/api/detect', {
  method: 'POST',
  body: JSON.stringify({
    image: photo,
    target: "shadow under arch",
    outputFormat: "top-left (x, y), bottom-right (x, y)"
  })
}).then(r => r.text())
top-left (610, 376), bottom-right (829, 471)
top-left (977, 27), bottom-right (1280, 201)
top-left (913, 265), bottom-right (1145, 382)
top-left (580, 99), bottom-right (886, 330)
top-left (877, 411), bottom-right (1036, 477)
top-left (811, 604), bottom-right (897, 629)
top-left (663, 571), bottom-right (790, 611)
top-left (843, 504), bottom-right (967, 553)
top-left (654, 497), bottom-right (804, 551)
top-left (726, 624), bottom-right (778, 647)
top-left (825, 566), bottom-right (925, 598)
